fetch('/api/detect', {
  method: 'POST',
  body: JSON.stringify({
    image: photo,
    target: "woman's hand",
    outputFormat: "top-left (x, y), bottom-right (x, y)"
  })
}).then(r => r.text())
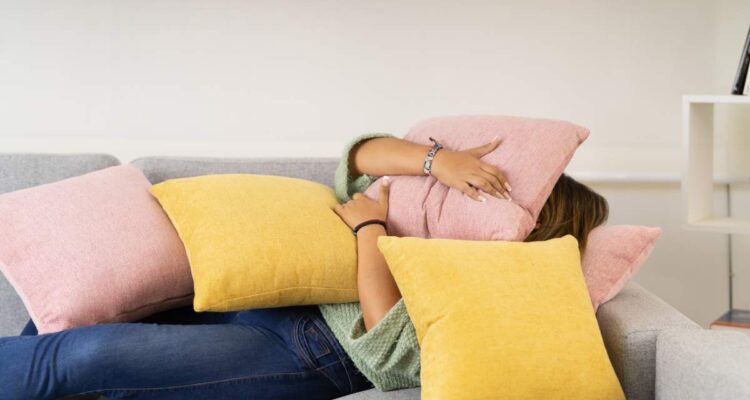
top-left (334, 177), bottom-right (391, 229)
top-left (430, 137), bottom-right (512, 202)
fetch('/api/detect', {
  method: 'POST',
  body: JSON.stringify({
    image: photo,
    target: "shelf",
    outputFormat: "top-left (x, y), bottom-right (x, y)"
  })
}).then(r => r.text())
top-left (682, 95), bottom-right (750, 235)
top-left (683, 95), bottom-right (750, 104)
top-left (683, 217), bottom-right (750, 234)
top-left (710, 309), bottom-right (750, 331)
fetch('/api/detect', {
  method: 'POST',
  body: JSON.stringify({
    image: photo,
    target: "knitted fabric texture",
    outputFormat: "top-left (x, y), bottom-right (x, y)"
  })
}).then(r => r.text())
top-left (318, 133), bottom-right (421, 391)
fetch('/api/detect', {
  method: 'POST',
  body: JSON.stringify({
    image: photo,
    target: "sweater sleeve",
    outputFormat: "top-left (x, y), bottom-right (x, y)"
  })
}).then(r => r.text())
top-left (334, 132), bottom-right (396, 203)
top-left (320, 300), bottom-right (421, 391)
top-left (320, 132), bottom-right (421, 391)
top-left (347, 299), bottom-right (421, 389)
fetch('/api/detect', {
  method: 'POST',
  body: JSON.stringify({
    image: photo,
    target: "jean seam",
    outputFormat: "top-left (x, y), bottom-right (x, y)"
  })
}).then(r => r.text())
top-left (292, 316), bottom-right (317, 370)
top-left (311, 316), bottom-right (356, 392)
top-left (293, 316), bottom-right (347, 394)
top-left (304, 326), bottom-right (332, 358)
top-left (313, 360), bottom-right (347, 395)
top-left (68, 370), bottom-right (314, 396)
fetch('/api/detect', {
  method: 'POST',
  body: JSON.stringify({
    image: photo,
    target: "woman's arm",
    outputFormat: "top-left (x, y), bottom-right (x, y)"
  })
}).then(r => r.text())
top-left (349, 137), bottom-right (431, 177)
top-left (354, 222), bottom-right (399, 330)
top-left (350, 136), bottom-right (512, 201)
top-left (334, 179), bottom-right (399, 331)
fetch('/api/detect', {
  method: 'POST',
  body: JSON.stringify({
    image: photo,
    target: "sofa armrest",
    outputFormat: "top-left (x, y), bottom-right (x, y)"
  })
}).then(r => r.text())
top-left (656, 329), bottom-right (750, 400)
top-left (596, 282), bottom-right (700, 400)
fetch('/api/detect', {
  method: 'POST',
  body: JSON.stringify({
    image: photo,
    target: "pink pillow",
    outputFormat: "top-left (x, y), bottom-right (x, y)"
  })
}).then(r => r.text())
top-left (365, 115), bottom-right (589, 240)
top-left (0, 165), bottom-right (193, 334)
top-left (583, 225), bottom-right (662, 310)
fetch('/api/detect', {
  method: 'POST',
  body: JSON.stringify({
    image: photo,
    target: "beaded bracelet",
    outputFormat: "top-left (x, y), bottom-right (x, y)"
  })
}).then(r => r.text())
top-left (423, 137), bottom-right (444, 175)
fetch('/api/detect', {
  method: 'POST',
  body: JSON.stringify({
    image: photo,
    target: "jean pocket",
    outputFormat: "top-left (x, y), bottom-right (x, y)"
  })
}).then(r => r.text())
top-left (301, 319), bottom-right (332, 362)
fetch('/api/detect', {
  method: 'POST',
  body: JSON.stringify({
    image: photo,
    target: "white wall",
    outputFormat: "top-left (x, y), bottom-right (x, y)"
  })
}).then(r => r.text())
top-left (711, 0), bottom-right (750, 323)
top-left (1, 0), bottom-right (749, 326)
top-left (0, 0), bottom-right (717, 166)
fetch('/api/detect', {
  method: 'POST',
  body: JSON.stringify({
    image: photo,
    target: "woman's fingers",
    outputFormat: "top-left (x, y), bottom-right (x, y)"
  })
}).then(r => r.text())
top-left (461, 183), bottom-right (486, 202)
top-left (479, 162), bottom-right (512, 192)
top-left (475, 170), bottom-right (508, 199)
top-left (466, 176), bottom-right (496, 198)
top-left (466, 176), bottom-right (507, 201)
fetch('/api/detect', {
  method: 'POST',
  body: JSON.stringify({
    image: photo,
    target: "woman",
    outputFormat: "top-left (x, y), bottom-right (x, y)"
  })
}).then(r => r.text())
top-left (0, 134), bottom-right (608, 399)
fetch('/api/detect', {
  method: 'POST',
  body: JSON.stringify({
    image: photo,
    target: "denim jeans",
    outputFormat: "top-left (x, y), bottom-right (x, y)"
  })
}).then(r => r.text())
top-left (0, 305), bottom-right (373, 399)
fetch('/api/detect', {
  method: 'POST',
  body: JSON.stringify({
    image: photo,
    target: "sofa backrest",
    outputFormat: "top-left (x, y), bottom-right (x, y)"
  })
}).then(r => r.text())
top-left (0, 153), bottom-right (121, 337)
top-left (130, 156), bottom-right (339, 188)
top-left (0, 154), bottom-right (120, 193)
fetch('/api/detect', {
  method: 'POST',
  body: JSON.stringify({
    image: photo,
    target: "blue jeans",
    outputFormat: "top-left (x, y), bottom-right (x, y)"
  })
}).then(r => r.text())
top-left (0, 305), bottom-right (373, 399)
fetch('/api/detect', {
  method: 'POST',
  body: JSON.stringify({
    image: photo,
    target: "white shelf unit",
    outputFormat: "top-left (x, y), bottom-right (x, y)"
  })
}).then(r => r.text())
top-left (682, 95), bottom-right (750, 234)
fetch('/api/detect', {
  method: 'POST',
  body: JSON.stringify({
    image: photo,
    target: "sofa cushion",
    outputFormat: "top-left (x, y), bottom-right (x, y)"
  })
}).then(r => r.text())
top-left (0, 164), bottom-right (192, 334)
top-left (363, 115), bottom-right (589, 241)
top-left (584, 225), bottom-right (662, 310)
top-left (150, 173), bottom-right (358, 312)
top-left (378, 235), bottom-right (624, 399)
top-left (0, 153), bottom-right (120, 337)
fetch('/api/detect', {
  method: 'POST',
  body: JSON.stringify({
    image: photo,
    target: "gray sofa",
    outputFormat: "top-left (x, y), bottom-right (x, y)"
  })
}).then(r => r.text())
top-left (0, 153), bottom-right (703, 400)
top-left (656, 329), bottom-right (750, 400)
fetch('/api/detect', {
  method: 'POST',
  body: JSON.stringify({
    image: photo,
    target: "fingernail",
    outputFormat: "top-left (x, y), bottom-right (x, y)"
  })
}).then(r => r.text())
top-left (504, 182), bottom-right (512, 192)
top-left (507, 194), bottom-right (513, 202)
top-left (492, 135), bottom-right (499, 141)
top-left (478, 195), bottom-right (487, 202)
top-left (383, 176), bottom-right (391, 185)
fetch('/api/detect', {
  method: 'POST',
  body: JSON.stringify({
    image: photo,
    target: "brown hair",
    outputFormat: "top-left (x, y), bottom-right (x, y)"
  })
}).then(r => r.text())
top-left (524, 173), bottom-right (608, 251)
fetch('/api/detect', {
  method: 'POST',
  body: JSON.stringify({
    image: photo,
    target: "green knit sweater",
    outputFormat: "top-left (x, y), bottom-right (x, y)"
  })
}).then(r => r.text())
top-left (318, 133), bottom-right (421, 391)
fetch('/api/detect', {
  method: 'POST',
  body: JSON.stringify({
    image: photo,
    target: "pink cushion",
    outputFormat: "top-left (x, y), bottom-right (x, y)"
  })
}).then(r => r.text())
top-left (360, 115), bottom-right (658, 309)
top-left (582, 225), bottom-right (662, 310)
top-left (365, 115), bottom-right (589, 240)
top-left (0, 165), bottom-right (193, 334)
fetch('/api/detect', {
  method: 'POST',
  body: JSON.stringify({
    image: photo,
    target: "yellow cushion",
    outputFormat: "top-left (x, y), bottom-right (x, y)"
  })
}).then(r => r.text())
top-left (377, 235), bottom-right (625, 400)
top-left (151, 174), bottom-right (357, 312)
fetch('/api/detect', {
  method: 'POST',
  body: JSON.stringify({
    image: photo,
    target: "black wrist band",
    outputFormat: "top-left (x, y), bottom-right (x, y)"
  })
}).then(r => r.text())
top-left (353, 219), bottom-right (387, 236)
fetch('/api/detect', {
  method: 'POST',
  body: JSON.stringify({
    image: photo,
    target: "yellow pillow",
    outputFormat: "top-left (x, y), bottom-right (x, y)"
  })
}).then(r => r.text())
top-left (151, 174), bottom-right (357, 312)
top-left (378, 235), bottom-right (624, 400)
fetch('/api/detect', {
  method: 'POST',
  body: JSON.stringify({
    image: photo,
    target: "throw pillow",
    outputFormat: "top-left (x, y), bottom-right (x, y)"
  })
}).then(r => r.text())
top-left (364, 115), bottom-right (589, 240)
top-left (150, 174), bottom-right (358, 312)
top-left (378, 235), bottom-right (625, 399)
top-left (584, 225), bottom-right (662, 310)
top-left (0, 165), bottom-right (193, 334)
